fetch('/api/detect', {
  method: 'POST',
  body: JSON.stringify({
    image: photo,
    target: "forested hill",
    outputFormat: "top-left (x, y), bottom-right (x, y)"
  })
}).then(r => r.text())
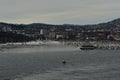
top-left (0, 32), bottom-right (34, 43)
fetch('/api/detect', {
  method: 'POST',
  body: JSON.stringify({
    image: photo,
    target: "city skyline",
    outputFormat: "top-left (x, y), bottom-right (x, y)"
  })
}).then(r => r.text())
top-left (0, 0), bottom-right (120, 24)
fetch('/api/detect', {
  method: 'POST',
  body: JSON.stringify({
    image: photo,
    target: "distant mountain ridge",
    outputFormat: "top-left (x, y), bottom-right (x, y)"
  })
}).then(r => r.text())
top-left (0, 18), bottom-right (120, 30)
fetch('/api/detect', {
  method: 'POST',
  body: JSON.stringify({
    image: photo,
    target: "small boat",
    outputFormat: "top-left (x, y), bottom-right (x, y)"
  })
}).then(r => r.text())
top-left (62, 60), bottom-right (66, 64)
top-left (80, 42), bottom-right (96, 50)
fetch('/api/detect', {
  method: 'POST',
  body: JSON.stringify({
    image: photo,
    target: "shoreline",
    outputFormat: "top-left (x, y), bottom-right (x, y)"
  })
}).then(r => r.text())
top-left (0, 40), bottom-right (61, 50)
top-left (1, 41), bottom-right (120, 50)
top-left (64, 41), bottom-right (120, 50)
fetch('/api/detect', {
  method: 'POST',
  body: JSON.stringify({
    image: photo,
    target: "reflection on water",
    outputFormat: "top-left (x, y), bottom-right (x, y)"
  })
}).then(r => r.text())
top-left (0, 44), bottom-right (120, 80)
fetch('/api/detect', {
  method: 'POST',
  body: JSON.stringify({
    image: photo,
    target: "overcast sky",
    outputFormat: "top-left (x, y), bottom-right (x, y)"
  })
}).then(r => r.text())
top-left (0, 0), bottom-right (120, 24)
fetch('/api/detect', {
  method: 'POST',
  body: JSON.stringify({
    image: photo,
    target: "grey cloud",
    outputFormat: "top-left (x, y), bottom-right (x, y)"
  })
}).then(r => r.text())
top-left (0, 0), bottom-right (120, 24)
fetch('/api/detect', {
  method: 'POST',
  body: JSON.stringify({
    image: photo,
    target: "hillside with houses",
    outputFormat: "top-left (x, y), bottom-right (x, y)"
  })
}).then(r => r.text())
top-left (0, 18), bottom-right (120, 43)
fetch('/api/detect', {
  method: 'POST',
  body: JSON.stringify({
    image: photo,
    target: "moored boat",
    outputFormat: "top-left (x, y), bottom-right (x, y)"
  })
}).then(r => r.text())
top-left (80, 42), bottom-right (96, 50)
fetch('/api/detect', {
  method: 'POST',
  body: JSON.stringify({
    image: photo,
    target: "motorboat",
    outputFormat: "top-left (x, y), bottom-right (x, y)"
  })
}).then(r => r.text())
top-left (80, 42), bottom-right (96, 50)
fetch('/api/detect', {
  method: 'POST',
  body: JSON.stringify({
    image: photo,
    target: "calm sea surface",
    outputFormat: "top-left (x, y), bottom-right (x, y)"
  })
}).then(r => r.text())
top-left (0, 44), bottom-right (120, 80)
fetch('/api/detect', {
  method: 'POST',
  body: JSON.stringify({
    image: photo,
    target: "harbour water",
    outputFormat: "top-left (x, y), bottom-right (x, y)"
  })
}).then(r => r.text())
top-left (0, 43), bottom-right (120, 80)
